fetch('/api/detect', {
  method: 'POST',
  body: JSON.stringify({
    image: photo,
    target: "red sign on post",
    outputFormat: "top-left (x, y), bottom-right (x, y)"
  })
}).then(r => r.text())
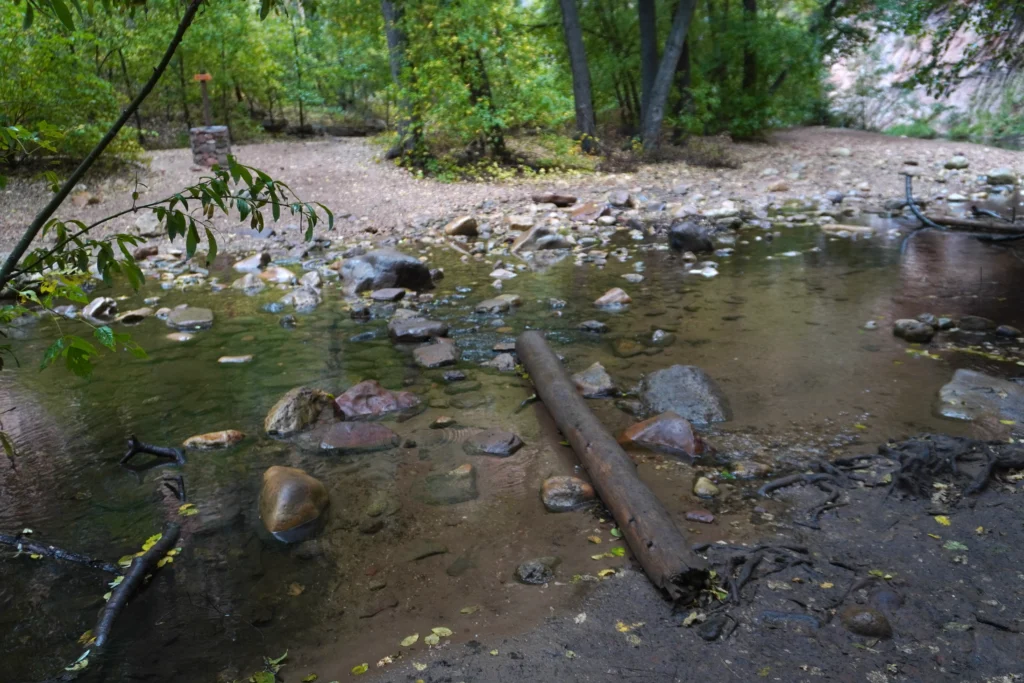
top-left (193, 73), bottom-right (212, 82)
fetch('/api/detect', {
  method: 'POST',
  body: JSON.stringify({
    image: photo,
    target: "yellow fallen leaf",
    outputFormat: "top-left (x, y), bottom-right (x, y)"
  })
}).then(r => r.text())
top-left (141, 533), bottom-right (162, 551)
top-left (615, 620), bottom-right (644, 633)
top-left (598, 569), bottom-right (616, 578)
top-left (625, 634), bottom-right (642, 646)
top-left (287, 582), bottom-right (305, 597)
top-left (976, 526), bottom-right (985, 535)
top-left (117, 555), bottom-right (134, 568)
top-left (351, 663), bottom-right (368, 675)
top-left (854, 423), bottom-right (867, 430)
top-left (935, 515), bottom-right (951, 527)
top-left (401, 634), bottom-right (419, 647)
top-left (302, 675), bottom-right (318, 683)
top-left (820, 582), bottom-right (834, 589)
top-left (928, 534), bottom-right (941, 540)
top-left (102, 591), bottom-right (112, 601)
top-left (77, 630), bottom-right (95, 646)
top-left (460, 605), bottom-right (479, 615)
top-left (29, 553), bottom-right (42, 560)
top-left (424, 633), bottom-right (440, 646)
top-left (156, 556), bottom-right (173, 568)
top-left (1000, 419), bottom-right (1016, 425)
top-left (489, 649), bottom-right (499, 656)
top-left (587, 536), bottom-right (602, 544)
top-left (413, 663), bottom-right (427, 672)
top-left (432, 627), bottom-right (453, 637)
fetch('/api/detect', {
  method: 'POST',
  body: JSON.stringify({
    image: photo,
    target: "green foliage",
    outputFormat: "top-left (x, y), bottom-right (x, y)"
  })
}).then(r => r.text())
top-left (884, 120), bottom-right (939, 139)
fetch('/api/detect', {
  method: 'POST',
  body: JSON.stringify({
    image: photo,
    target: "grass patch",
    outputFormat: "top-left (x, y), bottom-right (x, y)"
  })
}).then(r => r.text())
top-left (884, 121), bottom-right (939, 139)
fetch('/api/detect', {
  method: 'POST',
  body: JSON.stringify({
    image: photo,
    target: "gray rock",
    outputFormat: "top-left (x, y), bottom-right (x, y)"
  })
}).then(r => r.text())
top-left (639, 365), bottom-right (731, 424)
top-left (482, 352), bottom-right (516, 372)
top-left (476, 297), bottom-right (512, 314)
top-left (986, 167), bottom-right (1017, 185)
top-left (388, 317), bottom-right (449, 342)
top-left (279, 286), bottom-right (322, 312)
top-left (231, 273), bottom-right (266, 295)
top-left (83, 297), bottom-right (118, 324)
top-left (996, 324), bottom-right (1021, 337)
top-left (445, 215), bottom-right (479, 237)
top-left (957, 315), bottom-right (995, 332)
top-left (572, 362), bottom-right (616, 398)
top-left (371, 287), bottom-right (405, 302)
top-left (512, 224), bottom-right (574, 252)
top-left (299, 270), bottom-right (323, 290)
top-left (166, 307), bottom-right (214, 330)
top-left (234, 252), bottom-right (270, 272)
top-left (668, 222), bottom-right (713, 253)
top-left (340, 248), bottom-right (433, 293)
top-left (893, 319), bottom-right (935, 343)
top-left (608, 190), bottom-right (635, 208)
top-left (463, 429), bottom-right (524, 457)
top-left (413, 340), bottom-right (459, 368)
top-left (264, 387), bottom-right (331, 436)
top-left (579, 320), bottom-right (609, 333)
top-left (945, 156), bottom-right (969, 170)
top-left (937, 369), bottom-right (1024, 423)
top-left (515, 556), bottom-right (560, 585)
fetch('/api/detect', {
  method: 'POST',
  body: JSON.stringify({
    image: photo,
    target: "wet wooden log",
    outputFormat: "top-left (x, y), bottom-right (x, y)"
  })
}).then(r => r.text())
top-left (93, 523), bottom-right (180, 649)
top-left (516, 331), bottom-right (708, 602)
top-left (923, 214), bottom-right (1024, 235)
top-left (0, 532), bottom-right (120, 574)
top-left (120, 435), bottom-right (185, 467)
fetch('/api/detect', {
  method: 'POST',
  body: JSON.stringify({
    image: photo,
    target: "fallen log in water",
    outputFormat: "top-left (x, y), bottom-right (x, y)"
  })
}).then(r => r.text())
top-left (516, 331), bottom-right (708, 602)
top-left (922, 214), bottom-right (1024, 236)
top-left (0, 532), bottom-right (120, 574)
top-left (93, 523), bottom-right (180, 649)
top-left (120, 435), bottom-right (185, 467)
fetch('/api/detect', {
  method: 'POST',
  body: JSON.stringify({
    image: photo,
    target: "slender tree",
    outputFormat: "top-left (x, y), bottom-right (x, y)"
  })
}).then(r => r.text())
top-left (381, 0), bottom-right (423, 159)
top-left (557, 0), bottom-right (597, 151)
top-left (641, 0), bottom-right (697, 152)
top-left (742, 0), bottom-right (758, 92)
top-left (638, 0), bottom-right (658, 120)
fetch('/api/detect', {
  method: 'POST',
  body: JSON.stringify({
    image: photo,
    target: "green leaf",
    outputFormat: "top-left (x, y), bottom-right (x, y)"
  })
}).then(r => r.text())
top-left (351, 663), bottom-right (368, 675)
top-left (610, 528), bottom-right (622, 538)
top-left (0, 431), bottom-right (16, 460)
top-left (48, 0), bottom-right (76, 30)
top-left (251, 673), bottom-right (274, 683)
top-left (94, 326), bottom-right (115, 351)
top-left (260, 0), bottom-right (272, 20)
top-left (22, 2), bottom-right (33, 29)
top-left (205, 228), bottom-right (218, 265)
top-left (40, 338), bottom-right (65, 370)
top-left (266, 651), bottom-right (288, 667)
top-left (185, 224), bottom-right (199, 259)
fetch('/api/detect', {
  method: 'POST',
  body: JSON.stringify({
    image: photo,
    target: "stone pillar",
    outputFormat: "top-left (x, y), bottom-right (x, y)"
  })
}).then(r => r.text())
top-left (188, 125), bottom-right (231, 167)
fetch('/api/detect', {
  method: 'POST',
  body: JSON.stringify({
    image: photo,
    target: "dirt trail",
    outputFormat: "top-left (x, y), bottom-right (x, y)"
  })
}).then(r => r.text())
top-left (2, 127), bottom-right (1022, 254)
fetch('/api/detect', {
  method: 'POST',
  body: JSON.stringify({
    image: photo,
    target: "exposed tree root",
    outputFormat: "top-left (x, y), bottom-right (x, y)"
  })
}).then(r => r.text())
top-left (880, 434), bottom-right (1024, 499)
top-left (0, 531), bottom-right (120, 574)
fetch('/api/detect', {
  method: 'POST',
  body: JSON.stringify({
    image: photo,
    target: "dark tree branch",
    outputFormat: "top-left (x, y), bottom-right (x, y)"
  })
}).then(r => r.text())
top-left (0, 532), bottom-right (120, 574)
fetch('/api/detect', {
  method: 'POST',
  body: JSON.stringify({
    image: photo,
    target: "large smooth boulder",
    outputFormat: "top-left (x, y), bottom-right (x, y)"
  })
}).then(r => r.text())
top-left (341, 249), bottom-right (433, 294)
top-left (166, 307), bottom-right (214, 330)
top-left (333, 380), bottom-right (420, 419)
top-left (937, 369), bottom-right (1024, 423)
top-left (319, 422), bottom-right (400, 454)
top-left (541, 476), bottom-right (595, 512)
top-left (259, 466), bottom-right (329, 543)
top-left (265, 387), bottom-right (332, 435)
top-left (669, 221), bottom-right (714, 254)
top-left (618, 411), bottom-right (704, 458)
top-left (639, 365), bottom-right (731, 425)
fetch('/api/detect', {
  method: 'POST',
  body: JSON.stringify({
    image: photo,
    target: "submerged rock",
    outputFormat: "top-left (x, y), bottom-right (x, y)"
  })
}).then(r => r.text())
top-left (421, 463), bottom-right (478, 505)
top-left (183, 429), bottom-right (245, 449)
top-left (840, 606), bottom-right (893, 639)
top-left (279, 286), bottom-right (322, 313)
top-left (957, 315), bottom-right (995, 332)
top-left (116, 307), bottom-right (153, 325)
top-left (669, 221), bottom-right (713, 254)
top-left (259, 465), bottom-right (329, 543)
top-left (639, 365), bottom-right (731, 425)
top-left (231, 273), bottom-right (266, 295)
top-left (333, 380), bottom-right (420, 419)
top-left (463, 429), bottom-right (523, 457)
top-left (341, 248), bottom-right (433, 293)
top-left (893, 319), bottom-right (935, 343)
top-left (319, 422), bottom-right (400, 454)
top-left (541, 476), bottom-right (595, 512)
top-left (618, 411), bottom-right (703, 457)
top-left (515, 556), bottom-right (560, 585)
top-left (594, 287), bottom-right (631, 308)
top-left (166, 307), bottom-right (214, 330)
top-left (572, 362), bottom-right (617, 398)
top-left (937, 369), bottom-right (1024, 423)
top-left (370, 287), bottom-right (405, 302)
top-left (579, 320), bottom-right (609, 333)
top-left (265, 387), bottom-right (332, 436)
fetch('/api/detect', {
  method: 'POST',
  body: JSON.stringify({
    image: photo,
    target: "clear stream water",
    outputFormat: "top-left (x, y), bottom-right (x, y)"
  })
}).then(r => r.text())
top-left (1, 217), bottom-right (1023, 682)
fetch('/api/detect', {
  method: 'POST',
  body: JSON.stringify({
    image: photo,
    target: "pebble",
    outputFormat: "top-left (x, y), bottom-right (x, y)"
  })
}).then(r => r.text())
top-left (218, 355), bottom-right (253, 364)
top-left (840, 606), bottom-right (893, 639)
top-left (693, 476), bottom-right (720, 498)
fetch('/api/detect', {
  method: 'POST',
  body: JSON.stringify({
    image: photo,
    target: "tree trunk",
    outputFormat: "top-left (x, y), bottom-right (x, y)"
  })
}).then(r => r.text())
top-left (117, 49), bottom-right (146, 146)
top-left (557, 0), bottom-right (598, 151)
top-left (173, 0), bottom-right (193, 130)
top-left (638, 0), bottom-right (658, 121)
top-left (672, 37), bottom-right (692, 141)
top-left (742, 0), bottom-right (758, 92)
top-left (641, 0), bottom-right (697, 153)
top-left (381, 0), bottom-right (423, 159)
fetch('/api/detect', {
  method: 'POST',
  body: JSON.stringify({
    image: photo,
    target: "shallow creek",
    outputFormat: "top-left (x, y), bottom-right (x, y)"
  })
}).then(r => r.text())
top-left (1, 218), bottom-right (1023, 681)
